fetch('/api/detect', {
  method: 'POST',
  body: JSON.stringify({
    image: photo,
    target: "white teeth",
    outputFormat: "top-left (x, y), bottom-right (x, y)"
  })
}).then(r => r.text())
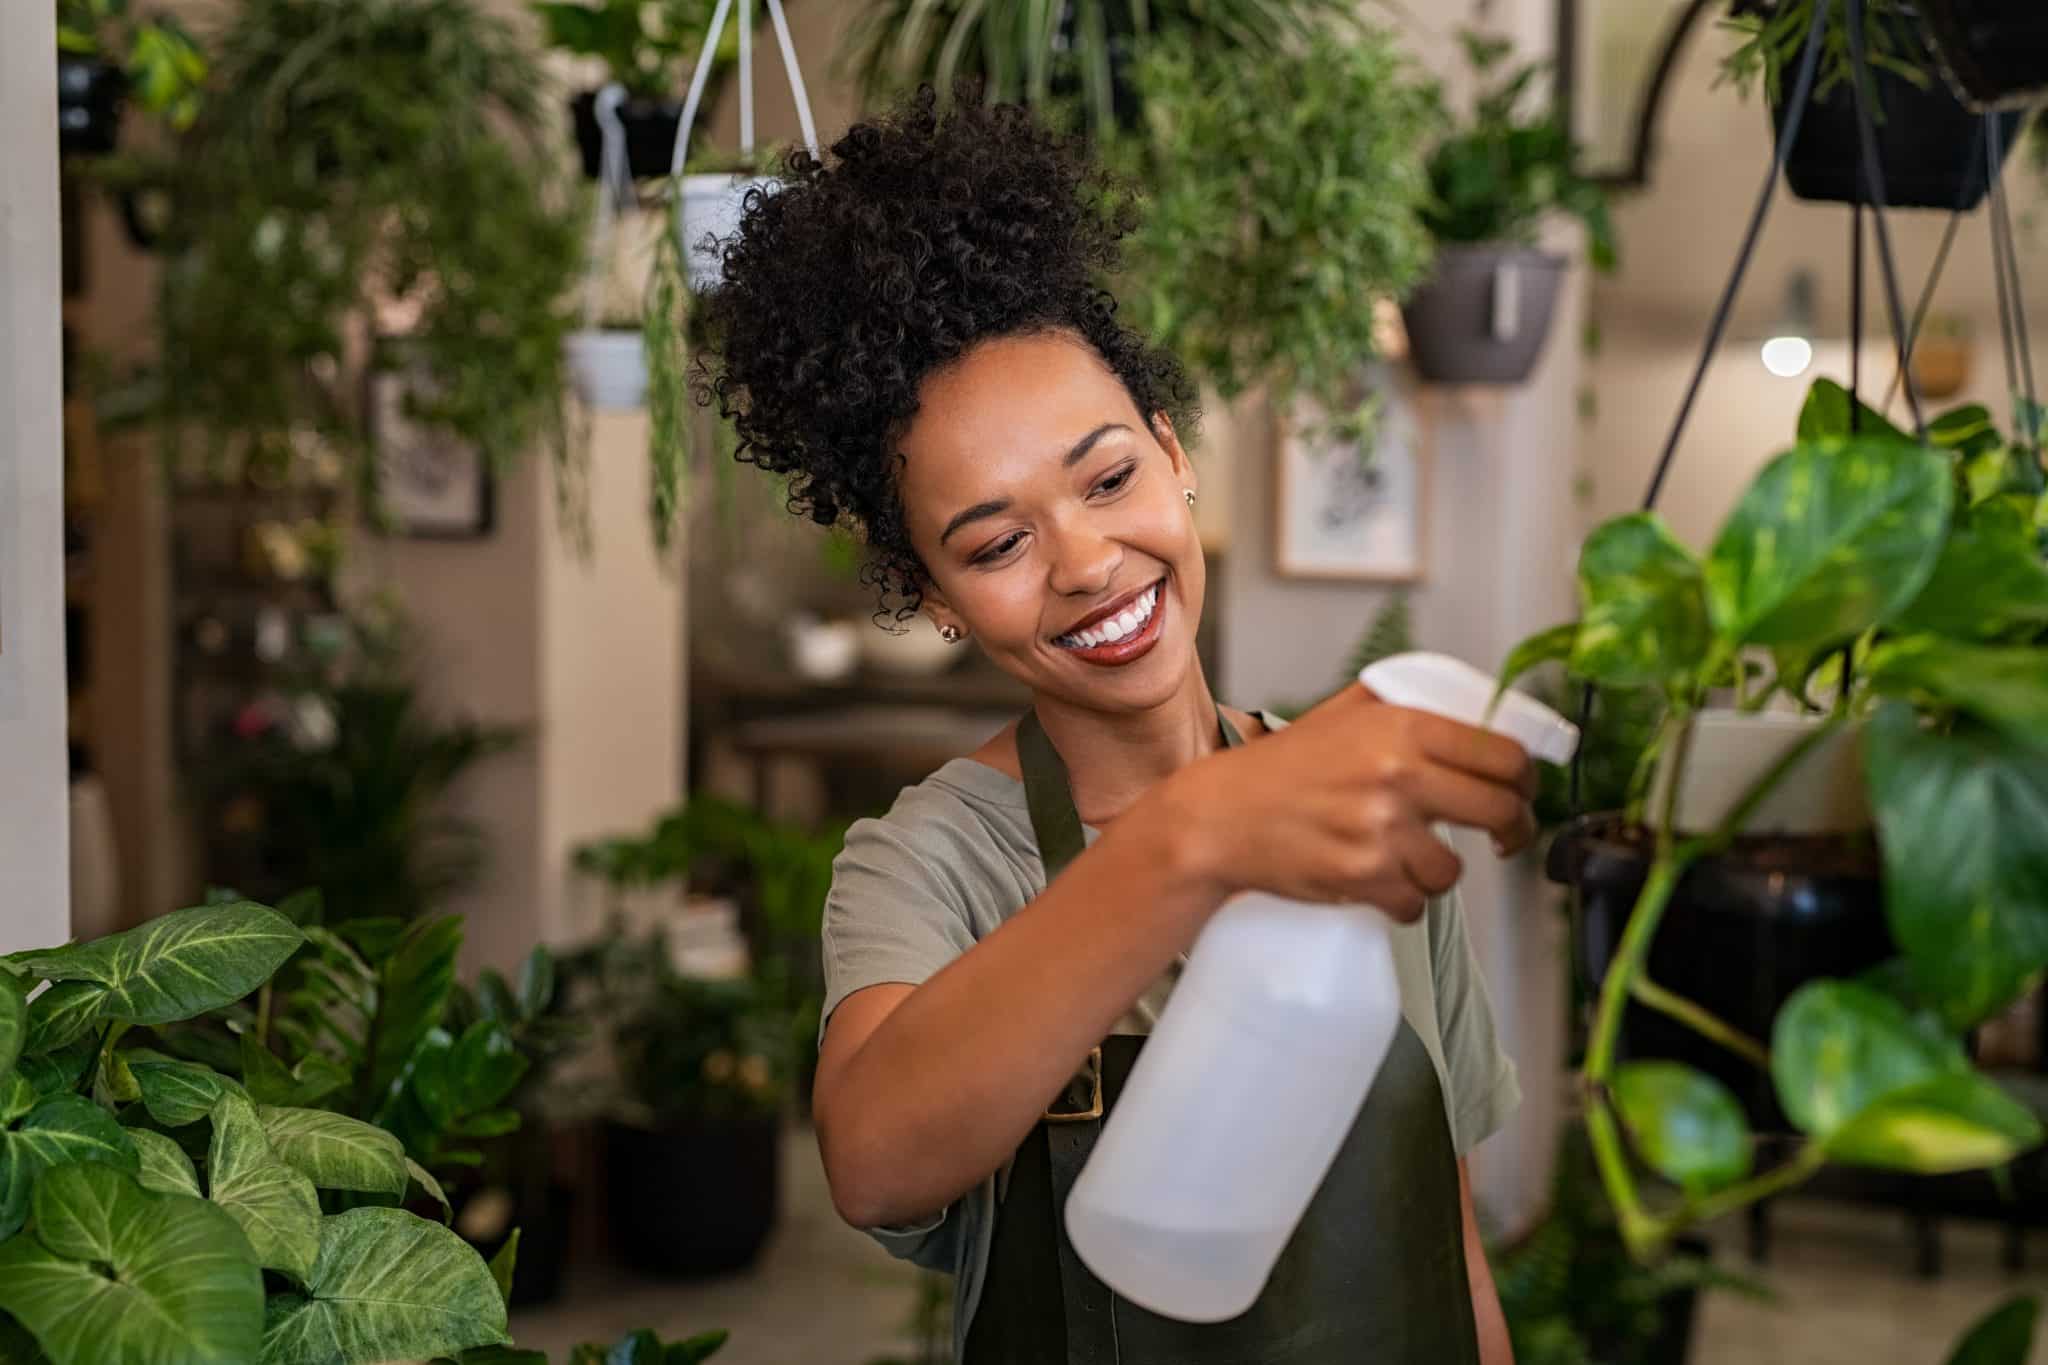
top-left (1057, 583), bottom-right (1161, 650)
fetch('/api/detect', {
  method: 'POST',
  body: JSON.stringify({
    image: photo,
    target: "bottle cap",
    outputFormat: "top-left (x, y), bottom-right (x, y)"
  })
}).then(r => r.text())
top-left (1358, 652), bottom-right (1581, 766)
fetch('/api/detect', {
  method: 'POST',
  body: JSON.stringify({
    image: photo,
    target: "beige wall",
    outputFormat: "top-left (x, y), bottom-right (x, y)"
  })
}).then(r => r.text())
top-left (2, 0), bottom-right (72, 951)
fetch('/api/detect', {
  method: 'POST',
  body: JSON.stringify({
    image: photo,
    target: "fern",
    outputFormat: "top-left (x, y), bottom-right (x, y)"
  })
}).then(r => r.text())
top-left (1342, 592), bottom-right (1414, 681)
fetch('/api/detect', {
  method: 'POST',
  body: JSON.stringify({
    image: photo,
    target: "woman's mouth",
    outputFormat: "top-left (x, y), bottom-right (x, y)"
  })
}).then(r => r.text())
top-left (1051, 580), bottom-right (1166, 666)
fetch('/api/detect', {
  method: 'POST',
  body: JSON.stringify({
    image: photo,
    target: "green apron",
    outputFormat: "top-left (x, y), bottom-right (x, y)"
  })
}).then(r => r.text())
top-left (962, 708), bottom-right (1481, 1365)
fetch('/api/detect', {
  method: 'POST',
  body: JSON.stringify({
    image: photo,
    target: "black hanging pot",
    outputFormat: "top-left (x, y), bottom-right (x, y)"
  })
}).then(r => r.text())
top-left (570, 89), bottom-right (686, 181)
top-left (604, 1114), bottom-right (781, 1276)
top-left (1401, 245), bottom-right (1569, 385)
top-left (1770, 25), bottom-right (2024, 209)
top-left (58, 55), bottom-right (127, 157)
top-left (1551, 815), bottom-right (1893, 1131)
top-left (1917, 0), bottom-right (2048, 107)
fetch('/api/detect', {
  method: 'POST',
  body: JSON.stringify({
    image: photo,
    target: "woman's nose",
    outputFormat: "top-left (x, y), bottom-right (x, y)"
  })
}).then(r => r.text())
top-left (1046, 523), bottom-right (1121, 598)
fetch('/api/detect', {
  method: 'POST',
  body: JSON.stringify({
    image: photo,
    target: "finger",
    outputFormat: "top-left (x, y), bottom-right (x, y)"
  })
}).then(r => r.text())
top-left (1402, 762), bottom-right (1531, 845)
top-left (1393, 824), bottom-right (1464, 899)
top-left (1402, 709), bottom-right (1536, 786)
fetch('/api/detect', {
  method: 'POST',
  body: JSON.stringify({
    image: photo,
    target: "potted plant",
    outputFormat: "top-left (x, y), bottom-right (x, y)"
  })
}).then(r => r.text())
top-left (1403, 30), bottom-right (1617, 386)
top-left (1107, 19), bottom-right (1440, 445)
top-left (1495, 370), bottom-right (2048, 1356)
top-left (1720, 0), bottom-right (2025, 209)
top-left (533, 0), bottom-right (749, 180)
top-left (55, 0), bottom-right (206, 154)
top-left (147, 0), bottom-right (586, 538)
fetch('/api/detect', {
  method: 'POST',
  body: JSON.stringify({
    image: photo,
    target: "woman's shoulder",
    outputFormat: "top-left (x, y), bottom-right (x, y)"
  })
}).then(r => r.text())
top-left (835, 760), bottom-right (1037, 904)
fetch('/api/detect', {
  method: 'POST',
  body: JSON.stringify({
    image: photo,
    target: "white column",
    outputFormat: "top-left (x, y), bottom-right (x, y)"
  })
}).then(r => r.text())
top-left (1, 2), bottom-right (74, 952)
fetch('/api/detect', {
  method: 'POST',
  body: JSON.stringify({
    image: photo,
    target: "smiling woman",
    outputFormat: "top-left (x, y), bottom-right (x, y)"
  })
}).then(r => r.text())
top-left (688, 84), bottom-right (1540, 1365)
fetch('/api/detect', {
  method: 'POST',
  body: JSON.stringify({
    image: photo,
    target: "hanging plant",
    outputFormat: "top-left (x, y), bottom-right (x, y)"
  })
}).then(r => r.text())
top-left (147, 0), bottom-right (586, 534)
top-left (56, 0), bottom-right (208, 153)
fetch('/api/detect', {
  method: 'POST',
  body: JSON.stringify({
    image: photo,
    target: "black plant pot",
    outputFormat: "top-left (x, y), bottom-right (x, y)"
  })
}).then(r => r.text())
top-left (605, 1115), bottom-right (781, 1277)
top-left (1918, 0), bottom-right (2048, 107)
top-left (1401, 246), bottom-right (1568, 385)
top-left (58, 56), bottom-right (126, 157)
top-left (1770, 45), bottom-right (2023, 209)
top-left (570, 90), bottom-right (685, 181)
top-left (1586, 1234), bottom-right (1712, 1364)
top-left (1551, 815), bottom-right (1893, 1131)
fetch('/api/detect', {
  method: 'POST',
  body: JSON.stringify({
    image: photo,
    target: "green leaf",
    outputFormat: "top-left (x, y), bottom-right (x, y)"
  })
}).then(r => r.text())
top-left (1824, 1072), bottom-right (2043, 1174)
top-left (127, 1048), bottom-right (247, 1127)
top-left (0, 1073), bottom-right (34, 1124)
top-left (256, 1106), bottom-right (408, 1198)
top-left (1569, 514), bottom-right (1711, 690)
top-left (671, 1331), bottom-right (730, 1364)
top-left (0, 974), bottom-right (24, 1077)
top-left (20, 984), bottom-right (107, 1056)
top-left (516, 947), bottom-right (554, 1019)
top-left (1866, 707), bottom-right (2048, 1029)
top-left (259, 1208), bottom-right (510, 1365)
top-left (1705, 439), bottom-right (1953, 647)
top-left (0, 1096), bottom-right (139, 1240)
top-left (1866, 639), bottom-right (2048, 752)
top-left (0, 1162), bottom-right (263, 1365)
top-left (1495, 623), bottom-right (1577, 695)
top-left (1612, 1060), bottom-right (1753, 1196)
top-left (208, 1094), bottom-right (320, 1282)
top-left (241, 1035), bottom-right (348, 1109)
top-left (363, 917), bottom-right (462, 1113)
top-left (448, 1020), bottom-right (528, 1116)
top-left (408, 1157), bottom-right (452, 1223)
top-left (1945, 1294), bottom-right (2041, 1365)
top-left (127, 1127), bottom-right (202, 1198)
top-left (486, 1227), bottom-right (519, 1306)
top-left (1797, 378), bottom-right (1910, 445)
top-left (1770, 980), bottom-right (1965, 1140)
top-left (5, 904), bottom-right (302, 1027)
top-left (16, 1042), bottom-right (93, 1100)
top-left (1893, 498), bottom-right (2048, 639)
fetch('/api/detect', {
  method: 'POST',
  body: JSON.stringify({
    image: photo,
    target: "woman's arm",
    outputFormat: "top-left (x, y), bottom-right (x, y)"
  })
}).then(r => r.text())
top-left (1461, 1159), bottom-right (1515, 1365)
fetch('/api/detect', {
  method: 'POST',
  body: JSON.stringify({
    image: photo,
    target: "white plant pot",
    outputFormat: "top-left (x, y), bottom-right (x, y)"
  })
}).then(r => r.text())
top-left (858, 621), bottom-right (964, 678)
top-left (565, 329), bottom-right (648, 410)
top-left (1650, 709), bottom-right (1870, 837)
top-left (784, 618), bottom-right (861, 684)
top-left (679, 173), bottom-right (776, 291)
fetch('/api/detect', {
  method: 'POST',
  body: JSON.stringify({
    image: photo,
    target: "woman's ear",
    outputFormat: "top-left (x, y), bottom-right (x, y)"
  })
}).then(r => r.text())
top-left (1152, 411), bottom-right (1197, 495)
top-left (921, 584), bottom-right (968, 641)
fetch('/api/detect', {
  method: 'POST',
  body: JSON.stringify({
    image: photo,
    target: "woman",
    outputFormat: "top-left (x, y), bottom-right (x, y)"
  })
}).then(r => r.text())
top-left (696, 88), bottom-right (1537, 1364)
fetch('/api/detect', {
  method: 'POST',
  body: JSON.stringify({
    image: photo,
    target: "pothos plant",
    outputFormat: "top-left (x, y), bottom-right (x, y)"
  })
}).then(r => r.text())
top-left (1495, 377), bottom-right (2048, 1351)
top-left (0, 895), bottom-right (722, 1364)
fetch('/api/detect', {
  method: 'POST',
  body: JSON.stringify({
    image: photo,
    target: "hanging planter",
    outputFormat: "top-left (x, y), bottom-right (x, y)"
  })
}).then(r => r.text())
top-left (57, 55), bottom-right (126, 156)
top-left (570, 90), bottom-right (685, 180)
top-left (1771, 53), bottom-right (2023, 208)
top-left (1917, 0), bottom-right (2048, 107)
top-left (677, 172), bottom-right (775, 292)
top-left (565, 328), bottom-right (649, 410)
top-left (1402, 247), bottom-right (1571, 385)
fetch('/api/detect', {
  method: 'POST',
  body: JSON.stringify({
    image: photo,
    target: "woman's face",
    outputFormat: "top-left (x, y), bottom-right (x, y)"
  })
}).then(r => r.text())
top-left (896, 329), bottom-right (1206, 714)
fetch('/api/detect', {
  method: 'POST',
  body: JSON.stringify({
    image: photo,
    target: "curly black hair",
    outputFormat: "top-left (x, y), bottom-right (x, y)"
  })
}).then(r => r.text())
top-left (691, 85), bottom-right (1200, 619)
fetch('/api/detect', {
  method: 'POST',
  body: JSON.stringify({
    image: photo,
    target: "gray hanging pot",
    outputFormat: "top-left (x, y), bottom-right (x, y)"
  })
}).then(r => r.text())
top-left (1401, 245), bottom-right (1568, 386)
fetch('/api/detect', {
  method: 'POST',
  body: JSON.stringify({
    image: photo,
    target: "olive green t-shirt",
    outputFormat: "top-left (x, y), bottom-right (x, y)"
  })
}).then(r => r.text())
top-left (819, 716), bottom-right (1521, 1357)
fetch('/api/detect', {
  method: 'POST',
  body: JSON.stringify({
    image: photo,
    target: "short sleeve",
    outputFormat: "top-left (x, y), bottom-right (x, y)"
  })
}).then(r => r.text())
top-left (1426, 886), bottom-right (1521, 1156)
top-left (820, 812), bottom-right (981, 1033)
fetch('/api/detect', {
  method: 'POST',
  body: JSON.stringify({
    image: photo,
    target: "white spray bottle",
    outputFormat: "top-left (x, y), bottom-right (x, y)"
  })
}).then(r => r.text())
top-left (1062, 652), bottom-right (1580, 1322)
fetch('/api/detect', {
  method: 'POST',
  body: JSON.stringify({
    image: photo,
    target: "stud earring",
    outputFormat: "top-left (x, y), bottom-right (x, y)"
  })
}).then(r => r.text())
top-left (939, 624), bottom-right (965, 644)
top-left (1183, 488), bottom-right (1197, 508)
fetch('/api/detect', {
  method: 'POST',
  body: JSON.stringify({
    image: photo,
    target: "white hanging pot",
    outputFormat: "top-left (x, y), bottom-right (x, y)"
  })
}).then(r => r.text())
top-left (679, 173), bottom-right (778, 292)
top-left (565, 329), bottom-right (649, 410)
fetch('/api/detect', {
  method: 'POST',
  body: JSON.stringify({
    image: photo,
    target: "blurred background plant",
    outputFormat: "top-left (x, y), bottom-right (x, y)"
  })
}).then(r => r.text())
top-left (533, 0), bottom-right (744, 102)
top-left (57, 0), bottom-right (207, 132)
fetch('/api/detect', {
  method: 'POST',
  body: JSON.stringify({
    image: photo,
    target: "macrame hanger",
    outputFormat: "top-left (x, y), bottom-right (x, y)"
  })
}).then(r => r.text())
top-left (668, 0), bottom-right (823, 183)
top-left (579, 82), bottom-right (635, 333)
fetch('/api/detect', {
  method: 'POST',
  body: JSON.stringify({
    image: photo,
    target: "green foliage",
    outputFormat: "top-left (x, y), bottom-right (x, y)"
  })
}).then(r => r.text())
top-left (1421, 30), bottom-right (1616, 270)
top-left (1947, 1296), bottom-right (2042, 1365)
top-left (1109, 21), bottom-right (1439, 443)
top-left (0, 897), bottom-right (717, 1364)
top-left (149, 0), bottom-right (584, 523)
top-left (1719, 0), bottom-right (1931, 105)
top-left (57, 0), bottom-right (208, 129)
top-left (531, 0), bottom-right (745, 101)
top-left (1503, 381), bottom-right (2048, 1364)
top-left (834, 0), bottom-right (1356, 143)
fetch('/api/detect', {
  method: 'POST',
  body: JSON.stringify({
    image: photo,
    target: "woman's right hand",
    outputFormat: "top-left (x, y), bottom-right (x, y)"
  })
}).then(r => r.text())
top-left (1155, 684), bottom-right (1539, 922)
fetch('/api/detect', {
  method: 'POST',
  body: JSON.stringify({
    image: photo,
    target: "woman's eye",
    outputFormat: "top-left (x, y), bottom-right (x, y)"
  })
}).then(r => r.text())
top-left (974, 532), bottom-right (1026, 565)
top-left (1094, 466), bottom-right (1135, 496)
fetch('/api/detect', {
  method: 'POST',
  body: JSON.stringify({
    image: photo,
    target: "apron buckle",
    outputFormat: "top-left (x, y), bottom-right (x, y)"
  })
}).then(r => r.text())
top-left (1043, 1046), bottom-right (1104, 1123)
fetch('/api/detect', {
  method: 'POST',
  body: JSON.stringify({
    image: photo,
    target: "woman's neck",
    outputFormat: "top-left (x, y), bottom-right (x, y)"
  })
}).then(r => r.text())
top-left (1029, 670), bottom-right (1227, 827)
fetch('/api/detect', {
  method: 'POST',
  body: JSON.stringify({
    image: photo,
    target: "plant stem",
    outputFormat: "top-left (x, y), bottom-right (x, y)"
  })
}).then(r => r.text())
top-left (1584, 1089), bottom-right (1664, 1255)
top-left (256, 979), bottom-right (272, 1049)
top-left (1686, 1140), bottom-right (1828, 1224)
top-left (1630, 976), bottom-right (1771, 1069)
top-left (1586, 854), bottom-right (1690, 1083)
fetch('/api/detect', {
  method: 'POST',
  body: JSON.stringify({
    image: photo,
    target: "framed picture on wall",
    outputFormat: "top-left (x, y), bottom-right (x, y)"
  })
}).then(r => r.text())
top-left (364, 353), bottom-right (495, 539)
top-left (1271, 377), bottom-right (1427, 583)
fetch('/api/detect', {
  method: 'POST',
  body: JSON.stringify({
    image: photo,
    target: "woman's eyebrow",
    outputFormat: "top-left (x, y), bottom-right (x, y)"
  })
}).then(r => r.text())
top-left (937, 422), bottom-right (1132, 546)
